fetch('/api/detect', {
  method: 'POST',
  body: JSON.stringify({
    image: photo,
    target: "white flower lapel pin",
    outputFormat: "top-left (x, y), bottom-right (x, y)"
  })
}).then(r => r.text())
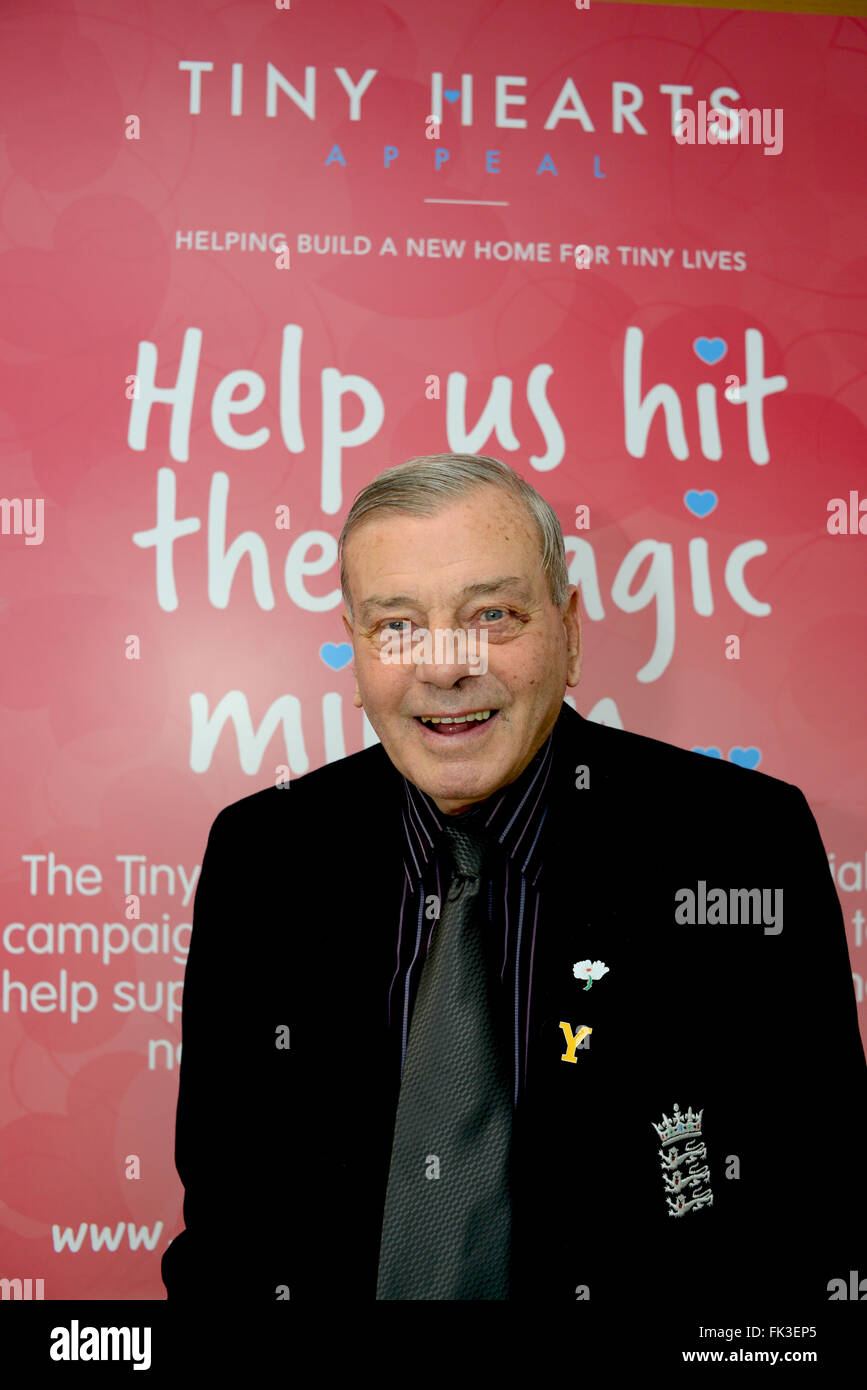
top-left (573, 958), bottom-right (609, 991)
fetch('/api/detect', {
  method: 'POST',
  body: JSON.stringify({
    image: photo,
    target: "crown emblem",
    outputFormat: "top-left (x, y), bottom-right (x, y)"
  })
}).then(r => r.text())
top-left (651, 1101), bottom-right (703, 1147)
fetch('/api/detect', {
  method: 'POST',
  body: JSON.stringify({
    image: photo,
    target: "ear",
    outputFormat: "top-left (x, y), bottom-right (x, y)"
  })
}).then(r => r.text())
top-left (564, 587), bottom-right (582, 687)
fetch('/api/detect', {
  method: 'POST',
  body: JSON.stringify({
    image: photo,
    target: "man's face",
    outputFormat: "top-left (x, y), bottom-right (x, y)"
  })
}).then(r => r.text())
top-left (341, 487), bottom-right (581, 814)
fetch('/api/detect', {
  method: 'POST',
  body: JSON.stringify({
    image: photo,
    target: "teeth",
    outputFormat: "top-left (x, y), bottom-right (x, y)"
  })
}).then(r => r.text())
top-left (420, 710), bottom-right (494, 726)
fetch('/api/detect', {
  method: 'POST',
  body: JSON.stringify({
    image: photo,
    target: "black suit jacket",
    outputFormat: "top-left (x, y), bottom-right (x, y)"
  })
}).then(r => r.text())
top-left (162, 703), bottom-right (866, 1310)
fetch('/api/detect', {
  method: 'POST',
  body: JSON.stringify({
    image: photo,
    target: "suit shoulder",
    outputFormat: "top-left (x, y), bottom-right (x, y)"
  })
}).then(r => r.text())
top-left (205, 739), bottom-right (392, 836)
top-left (581, 716), bottom-right (800, 806)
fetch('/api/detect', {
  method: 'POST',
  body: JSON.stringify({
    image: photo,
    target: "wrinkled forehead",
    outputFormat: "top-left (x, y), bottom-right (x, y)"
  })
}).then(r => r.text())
top-left (343, 492), bottom-right (543, 611)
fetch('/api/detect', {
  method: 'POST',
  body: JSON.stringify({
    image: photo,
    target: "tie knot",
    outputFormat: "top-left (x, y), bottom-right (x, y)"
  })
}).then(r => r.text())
top-left (442, 822), bottom-right (489, 879)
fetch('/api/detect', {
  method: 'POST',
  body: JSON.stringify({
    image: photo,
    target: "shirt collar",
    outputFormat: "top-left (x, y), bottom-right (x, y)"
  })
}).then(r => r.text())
top-left (398, 714), bottom-right (560, 891)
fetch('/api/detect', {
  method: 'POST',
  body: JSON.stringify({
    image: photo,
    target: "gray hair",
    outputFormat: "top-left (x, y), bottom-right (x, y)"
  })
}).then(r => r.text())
top-left (338, 453), bottom-right (569, 622)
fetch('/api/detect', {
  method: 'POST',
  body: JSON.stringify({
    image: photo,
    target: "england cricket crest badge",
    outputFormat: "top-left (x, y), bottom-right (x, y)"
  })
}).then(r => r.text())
top-left (651, 1103), bottom-right (714, 1217)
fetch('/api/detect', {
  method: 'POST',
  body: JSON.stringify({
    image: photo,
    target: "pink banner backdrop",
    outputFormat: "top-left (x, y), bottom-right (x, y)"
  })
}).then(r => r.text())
top-left (0, 0), bottom-right (865, 1301)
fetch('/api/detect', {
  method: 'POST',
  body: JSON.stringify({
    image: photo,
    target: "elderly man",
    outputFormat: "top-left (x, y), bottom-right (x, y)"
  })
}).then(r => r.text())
top-left (163, 452), bottom-right (866, 1311)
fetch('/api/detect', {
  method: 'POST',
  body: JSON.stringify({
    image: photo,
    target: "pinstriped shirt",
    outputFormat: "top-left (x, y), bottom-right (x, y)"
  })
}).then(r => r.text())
top-left (390, 714), bottom-right (561, 1108)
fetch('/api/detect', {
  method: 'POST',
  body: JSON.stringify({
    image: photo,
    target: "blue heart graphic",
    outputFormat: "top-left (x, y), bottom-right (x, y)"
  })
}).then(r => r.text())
top-left (444, 89), bottom-right (460, 102)
top-left (319, 642), bottom-right (353, 671)
top-left (692, 747), bottom-right (722, 759)
top-left (684, 489), bottom-right (718, 518)
top-left (729, 746), bottom-right (761, 769)
top-left (693, 337), bottom-right (727, 365)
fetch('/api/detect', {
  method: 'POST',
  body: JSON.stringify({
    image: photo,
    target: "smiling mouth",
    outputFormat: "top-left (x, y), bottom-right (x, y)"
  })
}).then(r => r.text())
top-left (414, 709), bottom-right (500, 736)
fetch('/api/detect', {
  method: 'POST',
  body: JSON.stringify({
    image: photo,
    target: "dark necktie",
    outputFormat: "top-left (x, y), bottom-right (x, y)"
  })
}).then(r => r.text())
top-left (376, 819), bottom-right (513, 1300)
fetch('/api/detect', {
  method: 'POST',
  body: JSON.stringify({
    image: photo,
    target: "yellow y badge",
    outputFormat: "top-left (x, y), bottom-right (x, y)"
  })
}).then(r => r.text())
top-left (558, 1022), bottom-right (592, 1062)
